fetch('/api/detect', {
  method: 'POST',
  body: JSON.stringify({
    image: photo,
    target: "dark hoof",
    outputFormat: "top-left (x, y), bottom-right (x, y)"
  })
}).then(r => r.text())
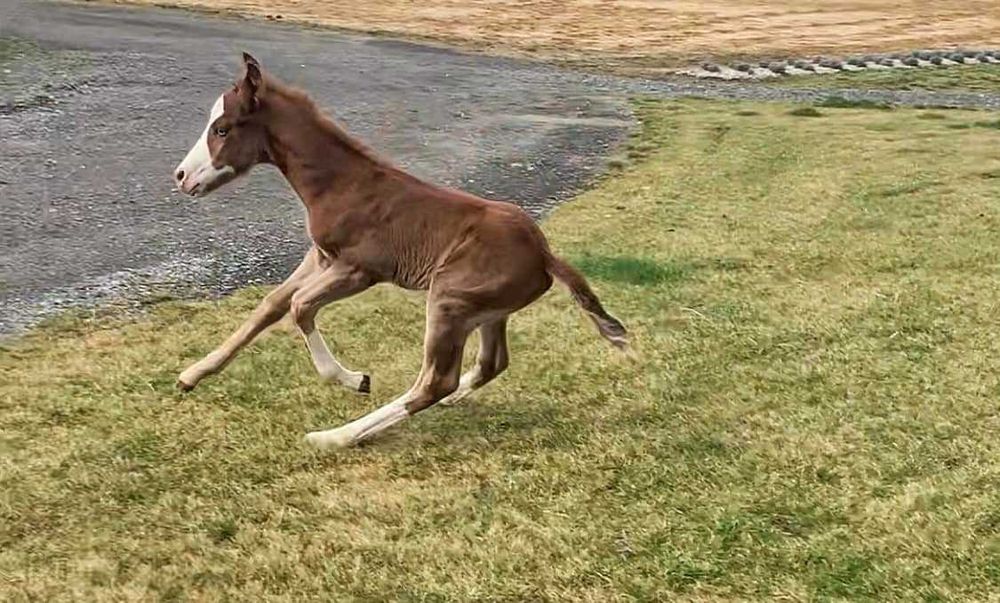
top-left (176, 379), bottom-right (195, 392)
top-left (358, 374), bottom-right (371, 394)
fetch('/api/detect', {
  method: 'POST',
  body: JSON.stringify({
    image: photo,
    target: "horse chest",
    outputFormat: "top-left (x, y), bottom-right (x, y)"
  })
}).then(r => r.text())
top-left (304, 210), bottom-right (349, 251)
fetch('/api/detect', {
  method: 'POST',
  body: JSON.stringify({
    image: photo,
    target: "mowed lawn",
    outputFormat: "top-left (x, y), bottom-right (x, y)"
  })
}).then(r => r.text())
top-left (4, 98), bottom-right (1000, 600)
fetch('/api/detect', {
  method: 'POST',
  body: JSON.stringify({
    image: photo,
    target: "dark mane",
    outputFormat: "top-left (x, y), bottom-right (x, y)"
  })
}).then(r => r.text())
top-left (262, 74), bottom-right (392, 168)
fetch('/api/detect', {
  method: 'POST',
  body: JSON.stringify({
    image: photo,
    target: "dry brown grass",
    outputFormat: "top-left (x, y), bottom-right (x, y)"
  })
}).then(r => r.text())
top-left (102, 0), bottom-right (1000, 73)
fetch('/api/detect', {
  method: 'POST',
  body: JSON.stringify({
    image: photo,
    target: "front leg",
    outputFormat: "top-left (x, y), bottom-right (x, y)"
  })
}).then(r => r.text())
top-left (290, 262), bottom-right (374, 393)
top-left (177, 248), bottom-right (320, 391)
top-left (301, 329), bottom-right (370, 393)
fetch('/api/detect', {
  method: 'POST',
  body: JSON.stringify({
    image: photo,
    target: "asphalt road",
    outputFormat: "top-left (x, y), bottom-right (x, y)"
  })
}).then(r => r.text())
top-left (3, 1), bottom-right (1000, 335)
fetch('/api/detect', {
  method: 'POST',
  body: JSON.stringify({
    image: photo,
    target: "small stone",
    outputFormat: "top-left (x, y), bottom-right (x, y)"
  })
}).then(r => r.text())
top-left (903, 57), bottom-right (920, 66)
top-left (930, 56), bottom-right (944, 65)
top-left (879, 58), bottom-right (896, 67)
top-left (701, 63), bottom-right (721, 73)
top-left (768, 62), bottom-right (787, 74)
top-left (735, 63), bottom-right (752, 72)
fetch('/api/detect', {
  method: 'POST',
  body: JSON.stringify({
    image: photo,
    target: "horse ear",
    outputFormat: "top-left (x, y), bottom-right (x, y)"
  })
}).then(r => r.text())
top-left (242, 52), bottom-right (260, 71)
top-left (239, 52), bottom-right (263, 111)
top-left (242, 52), bottom-right (262, 91)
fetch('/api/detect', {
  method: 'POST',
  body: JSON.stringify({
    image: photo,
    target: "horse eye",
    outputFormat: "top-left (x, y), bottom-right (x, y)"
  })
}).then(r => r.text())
top-left (215, 126), bottom-right (229, 137)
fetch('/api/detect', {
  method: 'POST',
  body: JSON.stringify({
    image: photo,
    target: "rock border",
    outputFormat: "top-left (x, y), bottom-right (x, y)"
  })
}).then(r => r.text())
top-left (681, 49), bottom-right (1000, 80)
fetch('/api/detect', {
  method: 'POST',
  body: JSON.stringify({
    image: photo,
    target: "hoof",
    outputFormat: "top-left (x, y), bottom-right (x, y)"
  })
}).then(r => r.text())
top-left (176, 379), bottom-right (195, 392)
top-left (304, 429), bottom-right (353, 450)
top-left (358, 374), bottom-right (371, 394)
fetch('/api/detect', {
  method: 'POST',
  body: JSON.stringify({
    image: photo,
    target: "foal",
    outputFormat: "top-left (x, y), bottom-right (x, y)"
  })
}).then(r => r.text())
top-left (173, 54), bottom-right (627, 449)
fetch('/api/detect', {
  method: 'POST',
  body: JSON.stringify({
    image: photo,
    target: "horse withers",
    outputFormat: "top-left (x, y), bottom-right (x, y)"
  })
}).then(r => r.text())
top-left (173, 53), bottom-right (627, 449)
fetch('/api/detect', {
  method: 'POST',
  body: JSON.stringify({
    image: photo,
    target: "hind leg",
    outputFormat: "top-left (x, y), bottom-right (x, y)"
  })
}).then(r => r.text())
top-left (304, 302), bottom-right (471, 449)
top-left (440, 317), bottom-right (509, 406)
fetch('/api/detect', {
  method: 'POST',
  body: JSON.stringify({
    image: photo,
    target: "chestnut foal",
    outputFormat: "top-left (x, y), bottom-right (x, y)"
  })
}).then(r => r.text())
top-left (173, 54), bottom-right (626, 449)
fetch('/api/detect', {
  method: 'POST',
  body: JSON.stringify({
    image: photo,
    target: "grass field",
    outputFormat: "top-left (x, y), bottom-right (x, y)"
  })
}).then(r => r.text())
top-left (5, 98), bottom-right (1000, 600)
top-left (105, 0), bottom-right (1000, 73)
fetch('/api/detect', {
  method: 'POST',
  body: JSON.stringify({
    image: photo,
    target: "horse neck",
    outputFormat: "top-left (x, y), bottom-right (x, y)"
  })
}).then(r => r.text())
top-left (263, 92), bottom-right (381, 206)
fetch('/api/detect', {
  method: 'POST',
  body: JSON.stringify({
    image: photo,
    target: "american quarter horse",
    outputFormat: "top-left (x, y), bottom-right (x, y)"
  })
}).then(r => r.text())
top-left (173, 53), bottom-right (627, 449)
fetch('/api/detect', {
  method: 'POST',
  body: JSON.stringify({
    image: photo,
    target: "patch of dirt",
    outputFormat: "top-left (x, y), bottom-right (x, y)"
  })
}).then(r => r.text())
top-left (103, 0), bottom-right (1000, 73)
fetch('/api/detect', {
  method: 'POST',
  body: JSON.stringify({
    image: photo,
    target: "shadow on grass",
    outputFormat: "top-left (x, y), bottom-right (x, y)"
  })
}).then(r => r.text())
top-left (788, 107), bottom-right (824, 118)
top-left (949, 120), bottom-right (1000, 131)
top-left (573, 254), bottom-right (692, 286)
top-left (816, 96), bottom-right (893, 110)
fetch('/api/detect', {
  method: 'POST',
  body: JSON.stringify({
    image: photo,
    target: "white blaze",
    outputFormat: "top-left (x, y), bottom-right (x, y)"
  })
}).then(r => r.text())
top-left (175, 95), bottom-right (234, 194)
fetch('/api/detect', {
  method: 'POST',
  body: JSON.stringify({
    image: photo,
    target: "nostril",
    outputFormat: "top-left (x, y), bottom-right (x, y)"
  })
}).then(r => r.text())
top-left (175, 169), bottom-right (185, 183)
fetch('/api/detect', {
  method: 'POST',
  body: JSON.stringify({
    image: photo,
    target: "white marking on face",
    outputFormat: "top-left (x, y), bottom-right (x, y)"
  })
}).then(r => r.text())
top-left (174, 95), bottom-right (235, 196)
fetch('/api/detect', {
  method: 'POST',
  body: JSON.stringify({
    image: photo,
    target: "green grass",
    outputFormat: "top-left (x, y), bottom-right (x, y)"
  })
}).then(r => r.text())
top-left (5, 98), bottom-right (1000, 600)
top-left (787, 106), bottom-right (824, 117)
top-left (814, 96), bottom-right (893, 110)
top-left (775, 64), bottom-right (1000, 92)
top-left (571, 254), bottom-right (691, 286)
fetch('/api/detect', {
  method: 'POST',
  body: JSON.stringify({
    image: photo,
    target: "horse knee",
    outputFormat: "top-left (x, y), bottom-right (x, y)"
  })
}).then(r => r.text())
top-left (477, 351), bottom-right (509, 385)
top-left (431, 373), bottom-right (460, 399)
top-left (258, 295), bottom-right (289, 323)
top-left (289, 295), bottom-right (314, 332)
top-left (406, 375), bottom-right (460, 414)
